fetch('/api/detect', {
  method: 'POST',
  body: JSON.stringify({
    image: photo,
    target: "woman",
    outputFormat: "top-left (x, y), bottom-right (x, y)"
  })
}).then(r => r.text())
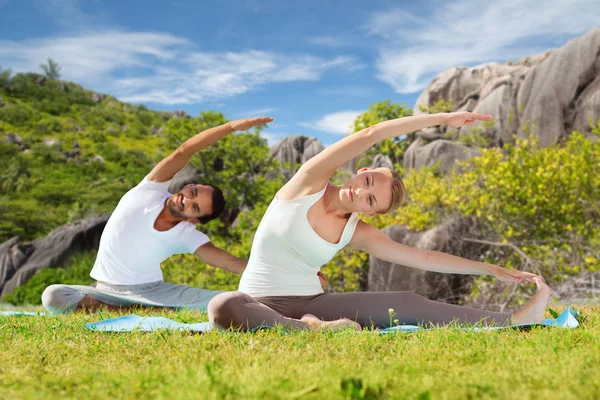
top-left (208, 112), bottom-right (550, 331)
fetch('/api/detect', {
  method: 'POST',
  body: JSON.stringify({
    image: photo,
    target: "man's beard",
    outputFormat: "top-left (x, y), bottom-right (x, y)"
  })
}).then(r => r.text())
top-left (167, 196), bottom-right (186, 219)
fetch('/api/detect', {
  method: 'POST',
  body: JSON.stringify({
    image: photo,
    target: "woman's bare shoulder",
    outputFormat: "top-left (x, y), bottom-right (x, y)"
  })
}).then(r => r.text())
top-left (277, 179), bottom-right (329, 201)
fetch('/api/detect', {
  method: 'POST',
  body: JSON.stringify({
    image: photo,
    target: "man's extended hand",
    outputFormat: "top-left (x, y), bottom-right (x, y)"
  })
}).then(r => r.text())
top-left (229, 117), bottom-right (274, 131)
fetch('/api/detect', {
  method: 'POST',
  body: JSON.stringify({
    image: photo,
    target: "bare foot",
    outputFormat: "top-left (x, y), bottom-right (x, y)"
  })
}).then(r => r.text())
top-left (300, 314), bottom-right (362, 331)
top-left (511, 277), bottom-right (551, 325)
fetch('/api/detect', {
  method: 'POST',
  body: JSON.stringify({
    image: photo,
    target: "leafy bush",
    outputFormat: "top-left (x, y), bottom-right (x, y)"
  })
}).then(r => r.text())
top-left (367, 124), bottom-right (600, 300)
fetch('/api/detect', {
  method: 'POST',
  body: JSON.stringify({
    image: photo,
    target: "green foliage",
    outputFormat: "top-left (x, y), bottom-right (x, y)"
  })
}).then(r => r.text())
top-left (3, 252), bottom-right (96, 305)
top-left (0, 72), bottom-right (288, 297)
top-left (418, 98), bottom-right (453, 114)
top-left (40, 58), bottom-right (62, 80)
top-left (0, 73), bottom-right (166, 242)
top-left (351, 99), bottom-right (413, 171)
top-left (370, 125), bottom-right (600, 296)
top-left (457, 122), bottom-right (495, 148)
top-left (0, 65), bottom-right (12, 89)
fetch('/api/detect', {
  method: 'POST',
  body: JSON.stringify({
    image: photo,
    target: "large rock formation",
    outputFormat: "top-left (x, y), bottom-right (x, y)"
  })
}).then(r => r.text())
top-left (270, 135), bottom-right (325, 179)
top-left (368, 217), bottom-right (482, 302)
top-left (0, 214), bottom-right (110, 299)
top-left (404, 137), bottom-right (480, 174)
top-left (407, 27), bottom-right (600, 172)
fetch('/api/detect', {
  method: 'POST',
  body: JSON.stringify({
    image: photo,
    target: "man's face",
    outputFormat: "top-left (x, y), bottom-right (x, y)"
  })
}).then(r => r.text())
top-left (166, 184), bottom-right (214, 222)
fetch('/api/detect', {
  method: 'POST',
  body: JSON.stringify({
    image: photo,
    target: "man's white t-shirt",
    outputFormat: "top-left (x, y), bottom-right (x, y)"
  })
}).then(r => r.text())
top-left (90, 176), bottom-right (210, 285)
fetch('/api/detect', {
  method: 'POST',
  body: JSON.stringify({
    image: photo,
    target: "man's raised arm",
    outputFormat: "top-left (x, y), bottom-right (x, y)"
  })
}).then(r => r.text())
top-left (148, 117), bottom-right (273, 182)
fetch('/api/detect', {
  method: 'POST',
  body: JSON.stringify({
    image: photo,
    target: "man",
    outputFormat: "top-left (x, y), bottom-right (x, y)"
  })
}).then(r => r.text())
top-left (42, 117), bottom-right (273, 314)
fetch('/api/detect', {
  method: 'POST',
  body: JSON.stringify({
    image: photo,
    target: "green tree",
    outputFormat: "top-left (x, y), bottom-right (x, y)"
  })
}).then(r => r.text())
top-left (352, 100), bottom-right (413, 170)
top-left (0, 64), bottom-right (12, 88)
top-left (40, 58), bottom-right (62, 80)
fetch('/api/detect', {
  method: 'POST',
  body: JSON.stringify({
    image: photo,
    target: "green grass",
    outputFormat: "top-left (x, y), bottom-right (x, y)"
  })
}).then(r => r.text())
top-left (1, 306), bottom-right (599, 400)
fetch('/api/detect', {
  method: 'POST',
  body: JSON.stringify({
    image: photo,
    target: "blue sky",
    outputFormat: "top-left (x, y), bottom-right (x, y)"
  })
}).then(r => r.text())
top-left (1, 0), bottom-right (598, 146)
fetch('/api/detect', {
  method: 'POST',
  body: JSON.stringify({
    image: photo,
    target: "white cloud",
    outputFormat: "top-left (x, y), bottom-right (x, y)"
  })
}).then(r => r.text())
top-left (0, 32), bottom-right (359, 105)
top-left (0, 32), bottom-right (188, 84)
top-left (300, 110), bottom-right (364, 135)
top-left (366, 0), bottom-right (600, 93)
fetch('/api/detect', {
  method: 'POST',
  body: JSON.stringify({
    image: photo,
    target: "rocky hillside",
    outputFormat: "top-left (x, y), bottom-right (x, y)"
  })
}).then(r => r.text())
top-left (404, 27), bottom-right (600, 174)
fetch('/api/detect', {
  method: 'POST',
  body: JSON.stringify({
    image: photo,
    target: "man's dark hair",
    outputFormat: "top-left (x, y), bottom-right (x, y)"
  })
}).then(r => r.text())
top-left (198, 184), bottom-right (226, 224)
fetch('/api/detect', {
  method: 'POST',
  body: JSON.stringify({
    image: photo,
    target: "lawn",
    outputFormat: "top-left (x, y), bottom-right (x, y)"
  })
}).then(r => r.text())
top-left (1, 306), bottom-right (598, 399)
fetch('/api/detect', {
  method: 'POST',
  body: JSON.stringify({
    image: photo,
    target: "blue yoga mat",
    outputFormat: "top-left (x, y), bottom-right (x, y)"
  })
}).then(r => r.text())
top-left (379, 307), bottom-right (579, 333)
top-left (85, 314), bottom-right (212, 332)
top-left (1, 311), bottom-right (46, 316)
top-left (84, 308), bottom-right (579, 333)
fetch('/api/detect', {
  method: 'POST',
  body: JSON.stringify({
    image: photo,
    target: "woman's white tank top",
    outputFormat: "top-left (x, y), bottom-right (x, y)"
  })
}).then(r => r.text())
top-left (238, 184), bottom-right (360, 297)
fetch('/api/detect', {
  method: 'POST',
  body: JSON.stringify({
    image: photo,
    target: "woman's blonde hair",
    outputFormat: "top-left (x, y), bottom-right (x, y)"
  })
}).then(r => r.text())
top-left (377, 168), bottom-right (406, 214)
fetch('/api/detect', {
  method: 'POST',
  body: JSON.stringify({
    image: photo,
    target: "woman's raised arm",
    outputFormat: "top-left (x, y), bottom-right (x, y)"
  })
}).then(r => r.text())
top-left (278, 112), bottom-right (492, 200)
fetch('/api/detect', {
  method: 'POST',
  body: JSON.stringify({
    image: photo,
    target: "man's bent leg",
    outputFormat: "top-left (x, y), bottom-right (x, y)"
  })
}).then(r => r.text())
top-left (41, 283), bottom-right (144, 314)
top-left (42, 284), bottom-right (87, 314)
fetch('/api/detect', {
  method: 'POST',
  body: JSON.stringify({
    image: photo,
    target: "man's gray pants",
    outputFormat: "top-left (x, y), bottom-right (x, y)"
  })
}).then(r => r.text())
top-left (41, 281), bottom-right (224, 314)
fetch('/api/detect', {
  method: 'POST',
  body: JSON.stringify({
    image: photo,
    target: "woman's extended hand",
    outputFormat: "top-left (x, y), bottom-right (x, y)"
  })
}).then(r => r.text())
top-left (229, 117), bottom-right (274, 131)
top-left (491, 265), bottom-right (541, 283)
top-left (445, 112), bottom-right (492, 128)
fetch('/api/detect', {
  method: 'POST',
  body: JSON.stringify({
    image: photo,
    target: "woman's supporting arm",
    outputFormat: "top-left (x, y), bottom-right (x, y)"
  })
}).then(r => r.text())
top-left (349, 222), bottom-right (540, 283)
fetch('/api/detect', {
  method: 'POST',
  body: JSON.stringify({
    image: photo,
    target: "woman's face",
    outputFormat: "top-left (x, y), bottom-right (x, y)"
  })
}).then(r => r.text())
top-left (340, 168), bottom-right (393, 215)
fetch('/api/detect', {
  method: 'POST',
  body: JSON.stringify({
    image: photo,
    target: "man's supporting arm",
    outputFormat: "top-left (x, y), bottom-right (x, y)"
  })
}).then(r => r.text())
top-left (194, 242), bottom-right (248, 275)
top-left (148, 117), bottom-right (273, 183)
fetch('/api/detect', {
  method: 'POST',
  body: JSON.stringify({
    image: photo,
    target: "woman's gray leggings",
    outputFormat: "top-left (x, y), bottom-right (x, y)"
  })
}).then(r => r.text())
top-left (208, 291), bottom-right (512, 331)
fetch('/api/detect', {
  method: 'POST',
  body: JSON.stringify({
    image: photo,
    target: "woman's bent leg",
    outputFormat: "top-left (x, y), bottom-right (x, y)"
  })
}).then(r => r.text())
top-left (292, 291), bottom-right (512, 328)
top-left (208, 291), bottom-right (309, 331)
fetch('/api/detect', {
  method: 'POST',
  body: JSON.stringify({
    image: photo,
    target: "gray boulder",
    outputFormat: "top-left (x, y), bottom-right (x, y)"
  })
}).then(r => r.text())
top-left (517, 27), bottom-right (600, 145)
top-left (91, 93), bottom-right (107, 103)
top-left (150, 126), bottom-right (164, 136)
top-left (414, 27), bottom-right (600, 150)
top-left (371, 154), bottom-right (393, 170)
top-left (301, 137), bottom-right (325, 164)
top-left (0, 214), bottom-right (110, 299)
top-left (90, 155), bottom-right (105, 164)
top-left (460, 81), bottom-right (518, 147)
top-left (368, 217), bottom-right (480, 302)
top-left (43, 138), bottom-right (62, 148)
top-left (270, 135), bottom-right (324, 179)
top-left (172, 110), bottom-right (191, 119)
top-left (167, 165), bottom-right (202, 194)
top-left (404, 137), bottom-right (480, 174)
top-left (270, 135), bottom-right (324, 164)
top-left (2, 133), bottom-right (23, 146)
top-left (64, 141), bottom-right (80, 158)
